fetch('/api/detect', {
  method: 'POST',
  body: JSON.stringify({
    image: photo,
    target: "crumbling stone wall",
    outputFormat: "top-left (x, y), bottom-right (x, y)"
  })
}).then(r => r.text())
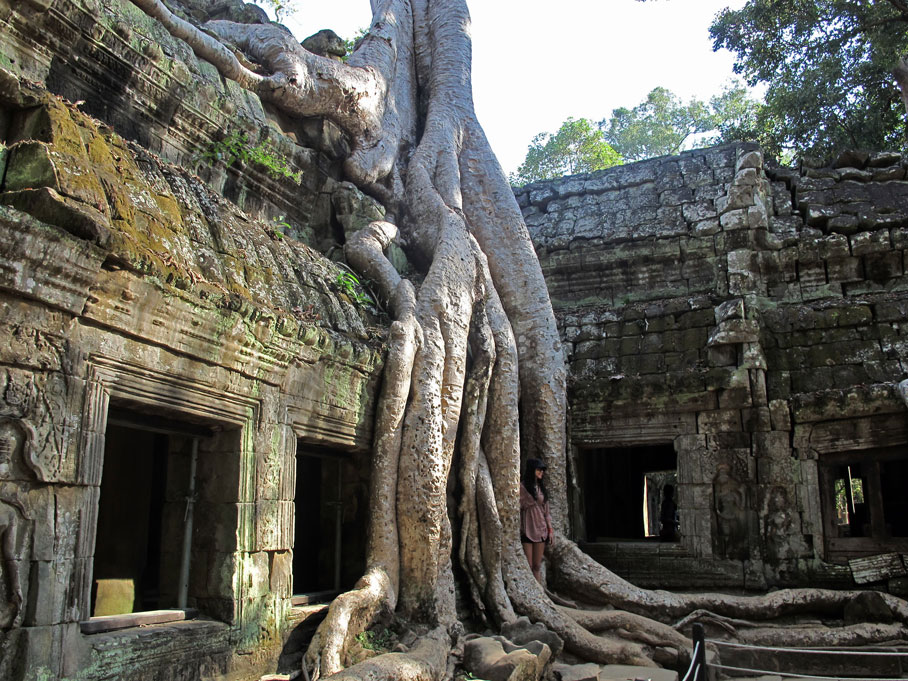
top-left (0, 0), bottom-right (370, 252)
top-left (518, 144), bottom-right (908, 591)
top-left (0, 1), bottom-right (392, 678)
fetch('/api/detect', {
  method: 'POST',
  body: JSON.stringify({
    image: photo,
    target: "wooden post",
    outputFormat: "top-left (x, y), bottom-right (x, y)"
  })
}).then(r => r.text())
top-left (693, 623), bottom-right (706, 681)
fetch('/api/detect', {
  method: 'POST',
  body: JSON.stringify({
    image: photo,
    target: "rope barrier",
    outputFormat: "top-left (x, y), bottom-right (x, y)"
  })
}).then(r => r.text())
top-left (711, 662), bottom-right (907, 681)
top-left (708, 638), bottom-right (908, 657)
top-left (679, 640), bottom-right (700, 681)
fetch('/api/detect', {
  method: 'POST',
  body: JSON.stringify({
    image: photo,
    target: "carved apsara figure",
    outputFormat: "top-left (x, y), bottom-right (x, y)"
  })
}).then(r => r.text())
top-left (0, 432), bottom-right (29, 628)
top-left (714, 463), bottom-right (749, 560)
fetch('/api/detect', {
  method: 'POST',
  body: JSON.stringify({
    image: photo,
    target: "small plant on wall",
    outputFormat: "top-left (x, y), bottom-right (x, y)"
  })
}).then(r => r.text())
top-left (336, 270), bottom-right (375, 308)
top-left (201, 130), bottom-right (302, 184)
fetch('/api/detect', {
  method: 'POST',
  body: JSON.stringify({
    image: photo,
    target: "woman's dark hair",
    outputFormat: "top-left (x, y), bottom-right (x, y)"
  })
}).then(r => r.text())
top-left (523, 458), bottom-right (548, 501)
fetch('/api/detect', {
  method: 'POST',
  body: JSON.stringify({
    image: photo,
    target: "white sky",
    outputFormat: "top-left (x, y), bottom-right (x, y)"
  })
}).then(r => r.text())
top-left (283, 0), bottom-right (748, 175)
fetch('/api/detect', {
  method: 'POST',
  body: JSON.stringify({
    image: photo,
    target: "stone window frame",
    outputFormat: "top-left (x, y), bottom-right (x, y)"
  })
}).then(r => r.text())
top-left (574, 437), bottom-right (689, 552)
top-left (796, 410), bottom-right (908, 566)
top-left (817, 445), bottom-right (908, 563)
top-left (78, 354), bottom-right (260, 629)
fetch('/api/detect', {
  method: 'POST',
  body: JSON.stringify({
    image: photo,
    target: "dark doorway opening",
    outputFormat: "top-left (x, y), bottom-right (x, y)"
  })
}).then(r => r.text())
top-left (92, 423), bottom-right (168, 614)
top-left (292, 446), bottom-right (368, 599)
top-left (583, 444), bottom-right (677, 541)
top-left (91, 406), bottom-right (214, 618)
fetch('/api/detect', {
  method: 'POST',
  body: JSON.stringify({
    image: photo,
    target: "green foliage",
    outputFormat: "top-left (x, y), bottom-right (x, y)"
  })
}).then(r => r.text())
top-left (343, 27), bottom-right (369, 61)
top-left (600, 84), bottom-right (767, 161)
top-left (602, 87), bottom-right (715, 161)
top-left (510, 117), bottom-right (621, 185)
top-left (336, 270), bottom-right (375, 308)
top-left (710, 0), bottom-right (908, 158)
top-left (708, 82), bottom-right (771, 148)
top-left (355, 627), bottom-right (394, 652)
top-left (513, 84), bottom-right (767, 183)
top-left (267, 215), bottom-right (291, 240)
top-left (201, 130), bottom-right (302, 184)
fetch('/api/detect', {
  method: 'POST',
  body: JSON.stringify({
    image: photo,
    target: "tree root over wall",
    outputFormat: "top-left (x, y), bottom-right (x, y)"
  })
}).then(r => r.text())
top-left (127, 0), bottom-right (908, 677)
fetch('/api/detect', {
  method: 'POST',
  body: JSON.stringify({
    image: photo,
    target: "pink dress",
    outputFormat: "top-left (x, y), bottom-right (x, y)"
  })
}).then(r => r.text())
top-left (520, 484), bottom-right (552, 543)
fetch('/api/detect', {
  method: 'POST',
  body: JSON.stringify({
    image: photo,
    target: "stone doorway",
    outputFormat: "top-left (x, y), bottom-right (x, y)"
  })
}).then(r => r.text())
top-left (583, 444), bottom-right (677, 541)
top-left (91, 406), bottom-right (218, 619)
top-left (292, 446), bottom-right (368, 598)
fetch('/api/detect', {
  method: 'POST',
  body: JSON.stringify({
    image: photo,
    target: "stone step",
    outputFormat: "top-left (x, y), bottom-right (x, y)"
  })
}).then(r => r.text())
top-left (553, 662), bottom-right (678, 681)
top-left (598, 664), bottom-right (678, 681)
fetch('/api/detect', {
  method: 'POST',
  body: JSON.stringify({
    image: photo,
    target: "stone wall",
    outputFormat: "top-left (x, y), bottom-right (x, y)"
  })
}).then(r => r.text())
top-left (4, 0), bottom-right (908, 676)
top-left (0, 1), bottom-right (390, 679)
top-left (518, 144), bottom-right (908, 590)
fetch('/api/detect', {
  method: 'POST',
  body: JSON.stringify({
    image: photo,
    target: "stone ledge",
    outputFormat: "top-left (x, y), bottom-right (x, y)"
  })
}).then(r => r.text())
top-left (80, 608), bottom-right (198, 635)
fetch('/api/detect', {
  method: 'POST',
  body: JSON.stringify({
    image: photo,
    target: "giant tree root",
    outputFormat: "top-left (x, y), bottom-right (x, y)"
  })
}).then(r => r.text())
top-left (326, 628), bottom-right (450, 681)
top-left (125, 0), bottom-right (908, 678)
top-left (738, 622), bottom-right (908, 647)
top-left (550, 537), bottom-right (908, 626)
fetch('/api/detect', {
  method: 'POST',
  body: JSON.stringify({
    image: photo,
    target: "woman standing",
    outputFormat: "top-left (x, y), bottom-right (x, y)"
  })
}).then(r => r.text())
top-left (520, 458), bottom-right (554, 584)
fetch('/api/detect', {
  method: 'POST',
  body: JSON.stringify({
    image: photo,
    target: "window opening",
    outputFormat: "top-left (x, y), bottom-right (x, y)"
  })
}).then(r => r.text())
top-left (820, 445), bottom-right (908, 561)
top-left (583, 445), bottom-right (677, 542)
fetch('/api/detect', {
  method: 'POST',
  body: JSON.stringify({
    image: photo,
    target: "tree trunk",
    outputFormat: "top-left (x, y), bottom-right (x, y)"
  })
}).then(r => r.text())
top-left (893, 56), bottom-right (908, 116)
top-left (127, 1), bottom-right (908, 678)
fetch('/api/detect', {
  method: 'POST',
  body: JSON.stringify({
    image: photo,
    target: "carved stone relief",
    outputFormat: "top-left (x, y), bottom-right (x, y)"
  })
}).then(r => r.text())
top-left (0, 418), bottom-right (34, 629)
top-left (0, 369), bottom-right (73, 483)
top-left (762, 485), bottom-right (796, 565)
top-left (713, 463), bottom-right (750, 561)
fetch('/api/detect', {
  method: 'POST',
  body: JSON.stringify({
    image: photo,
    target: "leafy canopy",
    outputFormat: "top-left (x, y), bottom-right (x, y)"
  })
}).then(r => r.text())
top-left (710, 0), bottom-right (908, 158)
top-left (510, 117), bottom-right (621, 185)
top-left (601, 85), bottom-right (764, 161)
top-left (512, 83), bottom-right (765, 184)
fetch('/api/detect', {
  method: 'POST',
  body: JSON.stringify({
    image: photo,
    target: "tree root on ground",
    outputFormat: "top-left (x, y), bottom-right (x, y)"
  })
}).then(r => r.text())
top-left (125, 0), bottom-right (908, 678)
top-left (325, 627), bottom-right (450, 681)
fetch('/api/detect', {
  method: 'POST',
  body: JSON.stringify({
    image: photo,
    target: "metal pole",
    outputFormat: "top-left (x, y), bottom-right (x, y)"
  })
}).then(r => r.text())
top-left (178, 438), bottom-right (198, 609)
top-left (693, 623), bottom-right (706, 681)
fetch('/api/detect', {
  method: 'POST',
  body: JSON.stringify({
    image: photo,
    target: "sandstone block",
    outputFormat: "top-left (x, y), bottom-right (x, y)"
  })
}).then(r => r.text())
top-left (462, 635), bottom-right (551, 681)
top-left (697, 409), bottom-right (742, 434)
top-left (719, 207), bottom-right (749, 230)
top-left (850, 229), bottom-right (892, 256)
top-left (826, 256), bottom-right (864, 283)
top-left (207, 551), bottom-right (238, 600)
top-left (859, 210), bottom-right (908, 230)
top-left (771, 181), bottom-right (793, 216)
top-left (692, 218), bottom-right (720, 236)
top-left (706, 345), bottom-right (737, 368)
top-left (825, 216), bottom-right (861, 238)
top-left (805, 204), bottom-right (839, 227)
top-left (769, 400), bottom-right (791, 432)
top-left (681, 200), bottom-right (717, 223)
top-left (551, 662), bottom-right (600, 681)
top-left (872, 166), bottom-right (905, 181)
top-left (707, 319), bottom-right (760, 346)
top-left (720, 386), bottom-right (753, 410)
top-left (863, 251), bottom-right (903, 283)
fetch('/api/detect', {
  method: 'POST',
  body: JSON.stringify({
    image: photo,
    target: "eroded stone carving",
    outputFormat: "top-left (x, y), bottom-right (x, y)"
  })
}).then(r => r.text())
top-left (1, 370), bottom-right (67, 483)
top-left (713, 463), bottom-right (749, 560)
top-left (0, 427), bottom-right (31, 629)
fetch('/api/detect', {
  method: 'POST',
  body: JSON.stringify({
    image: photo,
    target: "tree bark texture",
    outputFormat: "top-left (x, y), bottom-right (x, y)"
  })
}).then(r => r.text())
top-left (127, 1), bottom-right (908, 678)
